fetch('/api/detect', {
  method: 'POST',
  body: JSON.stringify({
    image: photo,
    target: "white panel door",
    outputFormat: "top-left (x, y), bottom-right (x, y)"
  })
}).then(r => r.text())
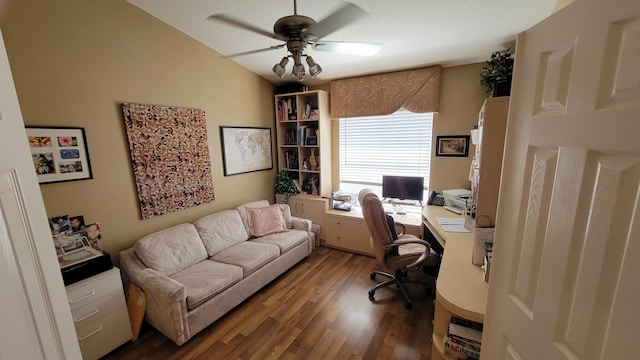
top-left (482, 0), bottom-right (640, 358)
top-left (0, 30), bottom-right (82, 359)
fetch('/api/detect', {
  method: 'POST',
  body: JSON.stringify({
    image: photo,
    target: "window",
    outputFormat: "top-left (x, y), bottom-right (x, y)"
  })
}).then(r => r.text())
top-left (338, 110), bottom-right (433, 199)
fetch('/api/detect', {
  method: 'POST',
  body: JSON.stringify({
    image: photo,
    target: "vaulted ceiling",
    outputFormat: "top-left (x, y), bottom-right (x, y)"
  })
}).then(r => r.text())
top-left (128, 0), bottom-right (557, 86)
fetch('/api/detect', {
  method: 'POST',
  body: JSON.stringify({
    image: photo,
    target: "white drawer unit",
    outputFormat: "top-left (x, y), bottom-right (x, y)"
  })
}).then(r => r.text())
top-left (65, 267), bottom-right (132, 360)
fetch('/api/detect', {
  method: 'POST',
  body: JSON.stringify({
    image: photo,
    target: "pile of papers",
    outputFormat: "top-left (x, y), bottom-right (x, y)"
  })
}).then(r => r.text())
top-left (436, 217), bottom-right (470, 233)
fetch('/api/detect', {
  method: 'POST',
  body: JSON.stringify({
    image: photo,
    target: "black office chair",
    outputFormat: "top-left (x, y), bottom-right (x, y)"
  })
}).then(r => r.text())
top-left (358, 189), bottom-right (440, 309)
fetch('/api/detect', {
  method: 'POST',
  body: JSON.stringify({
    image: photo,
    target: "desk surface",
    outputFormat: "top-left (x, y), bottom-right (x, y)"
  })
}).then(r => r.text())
top-left (326, 207), bottom-right (423, 227)
top-left (422, 206), bottom-right (488, 323)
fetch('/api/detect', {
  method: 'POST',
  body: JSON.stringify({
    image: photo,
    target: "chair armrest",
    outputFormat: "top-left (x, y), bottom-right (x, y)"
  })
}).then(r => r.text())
top-left (383, 237), bottom-right (437, 268)
top-left (394, 222), bottom-right (407, 236)
top-left (291, 216), bottom-right (312, 231)
top-left (385, 237), bottom-right (432, 248)
top-left (119, 248), bottom-right (190, 345)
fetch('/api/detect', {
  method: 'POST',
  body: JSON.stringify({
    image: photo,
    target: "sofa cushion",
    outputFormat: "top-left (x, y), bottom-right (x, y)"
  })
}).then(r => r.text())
top-left (246, 204), bottom-right (288, 237)
top-left (134, 223), bottom-right (207, 276)
top-left (194, 210), bottom-right (249, 257)
top-left (251, 229), bottom-right (308, 254)
top-left (236, 201), bottom-right (292, 232)
top-left (211, 242), bottom-right (279, 277)
top-left (170, 260), bottom-right (243, 310)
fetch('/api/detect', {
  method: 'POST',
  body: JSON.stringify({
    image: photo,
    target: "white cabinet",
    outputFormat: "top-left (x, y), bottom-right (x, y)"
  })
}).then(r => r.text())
top-left (324, 210), bottom-right (373, 256)
top-left (276, 194), bottom-right (329, 240)
top-left (469, 97), bottom-right (509, 227)
top-left (65, 267), bottom-right (131, 360)
top-left (324, 209), bottom-right (422, 256)
top-left (275, 90), bottom-right (332, 197)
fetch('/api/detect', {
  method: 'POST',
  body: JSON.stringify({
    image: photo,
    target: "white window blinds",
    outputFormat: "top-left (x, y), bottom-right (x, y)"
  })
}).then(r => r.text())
top-left (339, 110), bottom-right (433, 191)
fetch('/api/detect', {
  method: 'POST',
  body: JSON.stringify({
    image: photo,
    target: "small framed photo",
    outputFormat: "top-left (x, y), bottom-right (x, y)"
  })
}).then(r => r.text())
top-left (435, 135), bottom-right (471, 157)
top-left (26, 127), bottom-right (93, 184)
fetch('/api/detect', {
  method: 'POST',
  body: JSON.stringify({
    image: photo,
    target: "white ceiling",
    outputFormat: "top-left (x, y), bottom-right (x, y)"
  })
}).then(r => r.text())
top-left (127, 0), bottom-right (557, 86)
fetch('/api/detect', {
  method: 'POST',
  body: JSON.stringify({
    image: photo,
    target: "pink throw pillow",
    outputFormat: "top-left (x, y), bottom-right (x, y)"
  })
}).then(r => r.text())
top-left (246, 204), bottom-right (288, 238)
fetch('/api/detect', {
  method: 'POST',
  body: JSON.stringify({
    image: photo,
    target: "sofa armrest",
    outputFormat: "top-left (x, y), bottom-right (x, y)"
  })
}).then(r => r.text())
top-left (291, 216), bottom-right (312, 231)
top-left (119, 248), bottom-right (190, 345)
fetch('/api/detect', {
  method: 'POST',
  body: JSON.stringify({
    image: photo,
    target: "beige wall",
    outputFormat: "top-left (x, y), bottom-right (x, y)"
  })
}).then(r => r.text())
top-left (1, 1), bottom-right (489, 262)
top-left (329, 63), bottom-right (487, 193)
top-left (430, 63), bottom-right (487, 192)
top-left (0, 0), bottom-right (275, 262)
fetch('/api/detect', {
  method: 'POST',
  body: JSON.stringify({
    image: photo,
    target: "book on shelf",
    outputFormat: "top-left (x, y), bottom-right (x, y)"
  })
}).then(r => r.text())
top-left (450, 316), bottom-right (483, 333)
top-left (277, 97), bottom-right (297, 121)
top-left (297, 125), bottom-right (306, 145)
top-left (297, 125), bottom-right (317, 146)
top-left (285, 151), bottom-right (298, 169)
top-left (304, 126), bottom-right (317, 146)
top-left (443, 316), bottom-right (483, 360)
top-left (285, 129), bottom-right (296, 145)
top-left (449, 323), bottom-right (482, 344)
top-left (443, 339), bottom-right (480, 360)
top-left (309, 108), bottom-right (319, 120)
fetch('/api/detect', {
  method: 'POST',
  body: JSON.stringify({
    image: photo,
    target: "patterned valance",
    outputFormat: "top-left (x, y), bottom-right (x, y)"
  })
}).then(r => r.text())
top-left (330, 65), bottom-right (441, 118)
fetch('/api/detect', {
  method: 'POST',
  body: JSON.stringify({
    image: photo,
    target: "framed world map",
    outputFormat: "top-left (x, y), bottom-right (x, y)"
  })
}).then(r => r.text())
top-left (220, 126), bottom-right (273, 176)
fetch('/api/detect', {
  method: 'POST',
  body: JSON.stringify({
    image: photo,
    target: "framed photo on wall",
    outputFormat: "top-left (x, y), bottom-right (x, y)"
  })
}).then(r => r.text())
top-left (220, 126), bottom-right (273, 176)
top-left (26, 127), bottom-right (93, 184)
top-left (435, 135), bottom-right (471, 157)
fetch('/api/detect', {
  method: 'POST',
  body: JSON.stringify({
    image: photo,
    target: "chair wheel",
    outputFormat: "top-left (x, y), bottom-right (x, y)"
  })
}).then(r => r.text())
top-left (368, 289), bottom-right (375, 299)
top-left (405, 302), bottom-right (412, 309)
top-left (370, 273), bottom-right (376, 280)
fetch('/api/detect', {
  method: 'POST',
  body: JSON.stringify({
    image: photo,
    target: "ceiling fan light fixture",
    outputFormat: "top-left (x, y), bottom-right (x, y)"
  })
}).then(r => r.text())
top-left (291, 62), bottom-right (305, 81)
top-left (306, 56), bottom-right (322, 77)
top-left (272, 57), bottom-right (289, 78)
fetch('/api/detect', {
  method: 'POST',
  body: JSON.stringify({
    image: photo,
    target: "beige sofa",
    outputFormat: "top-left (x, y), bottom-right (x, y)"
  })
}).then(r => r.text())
top-left (119, 200), bottom-right (313, 346)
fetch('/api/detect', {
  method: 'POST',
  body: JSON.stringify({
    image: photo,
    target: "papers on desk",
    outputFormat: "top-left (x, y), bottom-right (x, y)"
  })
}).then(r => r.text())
top-left (436, 217), bottom-right (470, 233)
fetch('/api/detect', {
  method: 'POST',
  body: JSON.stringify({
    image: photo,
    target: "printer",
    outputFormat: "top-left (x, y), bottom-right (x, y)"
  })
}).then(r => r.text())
top-left (442, 189), bottom-right (472, 214)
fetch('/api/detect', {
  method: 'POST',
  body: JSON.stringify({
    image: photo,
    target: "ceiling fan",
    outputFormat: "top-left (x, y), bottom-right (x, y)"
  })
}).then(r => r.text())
top-left (207, 0), bottom-right (382, 81)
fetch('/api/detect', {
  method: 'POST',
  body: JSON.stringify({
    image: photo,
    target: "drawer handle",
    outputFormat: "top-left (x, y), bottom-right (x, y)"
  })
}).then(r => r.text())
top-left (78, 325), bottom-right (103, 340)
top-left (69, 291), bottom-right (96, 304)
top-left (74, 309), bottom-right (99, 322)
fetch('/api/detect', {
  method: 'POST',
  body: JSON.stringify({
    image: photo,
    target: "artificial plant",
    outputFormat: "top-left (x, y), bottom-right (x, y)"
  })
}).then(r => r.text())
top-left (274, 169), bottom-right (300, 203)
top-left (479, 49), bottom-right (514, 96)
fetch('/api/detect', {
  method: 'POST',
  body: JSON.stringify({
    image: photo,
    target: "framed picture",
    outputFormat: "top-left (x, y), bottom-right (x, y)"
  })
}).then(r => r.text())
top-left (26, 127), bottom-right (93, 184)
top-left (220, 126), bottom-right (273, 176)
top-left (435, 135), bottom-right (471, 157)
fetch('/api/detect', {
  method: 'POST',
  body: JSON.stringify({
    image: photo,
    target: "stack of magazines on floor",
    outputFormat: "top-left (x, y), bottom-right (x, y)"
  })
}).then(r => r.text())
top-left (444, 316), bottom-right (483, 359)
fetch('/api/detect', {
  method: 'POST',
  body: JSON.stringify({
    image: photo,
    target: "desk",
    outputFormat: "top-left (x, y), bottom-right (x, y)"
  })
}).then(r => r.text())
top-left (422, 206), bottom-right (488, 360)
top-left (324, 207), bottom-right (422, 256)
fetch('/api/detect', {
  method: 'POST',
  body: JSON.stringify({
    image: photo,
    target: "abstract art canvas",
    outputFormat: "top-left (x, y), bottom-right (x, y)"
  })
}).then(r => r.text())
top-left (122, 103), bottom-right (215, 219)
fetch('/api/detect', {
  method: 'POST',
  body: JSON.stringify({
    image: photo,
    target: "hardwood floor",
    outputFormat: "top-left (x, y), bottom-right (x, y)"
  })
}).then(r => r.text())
top-left (104, 247), bottom-right (435, 360)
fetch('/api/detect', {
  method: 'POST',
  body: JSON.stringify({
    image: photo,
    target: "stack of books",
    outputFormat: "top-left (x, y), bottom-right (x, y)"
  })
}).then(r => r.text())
top-left (444, 316), bottom-right (483, 359)
top-left (277, 97), bottom-right (297, 121)
top-left (284, 151), bottom-right (298, 169)
top-left (297, 125), bottom-right (317, 146)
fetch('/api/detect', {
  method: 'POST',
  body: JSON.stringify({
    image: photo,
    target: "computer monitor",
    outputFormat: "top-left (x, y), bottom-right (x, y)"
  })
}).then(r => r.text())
top-left (381, 175), bottom-right (425, 203)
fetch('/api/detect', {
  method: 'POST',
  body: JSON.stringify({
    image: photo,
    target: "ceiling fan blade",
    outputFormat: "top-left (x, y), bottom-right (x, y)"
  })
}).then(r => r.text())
top-left (312, 41), bottom-right (381, 56)
top-left (207, 14), bottom-right (287, 41)
top-left (306, 2), bottom-right (367, 40)
top-left (221, 44), bottom-right (286, 58)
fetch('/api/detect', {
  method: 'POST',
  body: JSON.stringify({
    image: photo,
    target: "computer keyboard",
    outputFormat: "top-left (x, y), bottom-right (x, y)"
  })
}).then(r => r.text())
top-left (391, 199), bottom-right (419, 206)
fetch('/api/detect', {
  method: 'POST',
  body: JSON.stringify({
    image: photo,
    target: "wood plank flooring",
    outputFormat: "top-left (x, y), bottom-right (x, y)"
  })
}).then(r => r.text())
top-left (103, 247), bottom-right (435, 360)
